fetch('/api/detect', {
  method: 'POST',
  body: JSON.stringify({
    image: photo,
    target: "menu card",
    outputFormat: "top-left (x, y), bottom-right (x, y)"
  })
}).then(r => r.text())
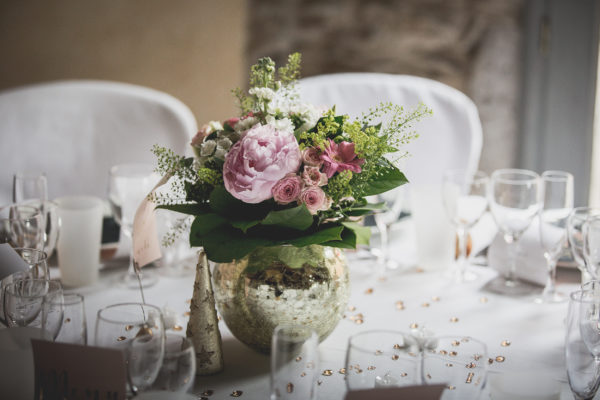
top-left (31, 339), bottom-right (127, 400)
top-left (345, 385), bottom-right (445, 400)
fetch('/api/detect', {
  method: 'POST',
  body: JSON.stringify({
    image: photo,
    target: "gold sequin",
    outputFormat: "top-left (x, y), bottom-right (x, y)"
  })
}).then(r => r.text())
top-left (202, 390), bottom-right (214, 396)
top-left (466, 372), bottom-right (474, 384)
top-left (231, 390), bottom-right (243, 397)
top-left (393, 344), bottom-right (402, 349)
top-left (473, 354), bottom-right (482, 361)
top-left (317, 380), bottom-right (323, 386)
top-left (64, 318), bottom-right (71, 324)
top-left (295, 356), bottom-right (302, 362)
top-left (322, 370), bottom-right (333, 376)
top-left (172, 325), bottom-right (183, 331)
top-left (348, 305), bottom-right (356, 311)
top-left (422, 302), bottom-right (430, 308)
top-left (356, 368), bottom-right (363, 373)
top-left (125, 325), bottom-right (134, 331)
top-left (461, 337), bottom-right (469, 343)
top-left (217, 315), bottom-right (222, 321)
top-left (448, 385), bottom-right (456, 390)
top-left (365, 288), bottom-right (374, 294)
top-left (466, 362), bottom-right (476, 369)
top-left (401, 372), bottom-right (407, 377)
top-left (184, 311), bottom-right (191, 317)
top-left (392, 355), bottom-right (399, 360)
top-left (488, 358), bottom-right (494, 364)
top-left (479, 297), bottom-right (488, 303)
top-left (375, 350), bottom-right (383, 355)
top-left (300, 372), bottom-right (306, 377)
top-left (338, 368), bottom-right (346, 374)
top-left (396, 301), bottom-right (405, 310)
top-left (445, 363), bottom-right (453, 367)
top-left (449, 351), bottom-right (457, 357)
top-left (410, 323), bottom-right (418, 329)
top-left (367, 366), bottom-right (376, 371)
top-left (427, 373), bottom-right (432, 379)
top-left (495, 356), bottom-right (505, 363)
top-left (440, 350), bottom-right (448, 355)
top-left (501, 340), bottom-right (511, 347)
top-left (450, 317), bottom-right (459, 323)
top-left (286, 383), bottom-right (294, 393)
top-left (432, 296), bottom-right (440, 302)
top-left (117, 336), bottom-right (126, 342)
top-left (452, 340), bottom-right (460, 346)
top-left (355, 318), bottom-right (364, 325)
top-left (416, 267), bottom-right (425, 273)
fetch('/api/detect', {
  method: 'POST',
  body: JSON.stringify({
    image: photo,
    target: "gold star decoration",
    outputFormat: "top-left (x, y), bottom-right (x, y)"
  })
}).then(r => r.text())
top-left (196, 345), bottom-right (215, 367)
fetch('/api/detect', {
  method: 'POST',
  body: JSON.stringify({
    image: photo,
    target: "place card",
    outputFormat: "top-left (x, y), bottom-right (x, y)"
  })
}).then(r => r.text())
top-left (345, 385), bottom-right (445, 400)
top-left (31, 339), bottom-right (127, 400)
top-left (0, 243), bottom-right (30, 280)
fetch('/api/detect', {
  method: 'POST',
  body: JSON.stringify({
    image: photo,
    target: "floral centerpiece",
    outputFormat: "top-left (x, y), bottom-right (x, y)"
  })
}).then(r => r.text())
top-left (153, 53), bottom-right (429, 353)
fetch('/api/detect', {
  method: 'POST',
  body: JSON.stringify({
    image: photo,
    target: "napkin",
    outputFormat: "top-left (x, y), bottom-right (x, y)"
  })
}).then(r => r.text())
top-left (488, 219), bottom-right (550, 286)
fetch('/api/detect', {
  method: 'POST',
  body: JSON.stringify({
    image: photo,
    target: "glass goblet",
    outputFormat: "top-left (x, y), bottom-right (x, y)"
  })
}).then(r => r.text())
top-left (0, 204), bottom-right (44, 250)
top-left (569, 208), bottom-right (600, 282)
top-left (43, 293), bottom-right (87, 345)
top-left (442, 170), bottom-right (488, 282)
top-left (108, 164), bottom-right (160, 289)
top-left (345, 330), bottom-right (420, 391)
top-left (489, 169), bottom-right (541, 289)
top-left (151, 334), bottom-right (195, 393)
top-left (371, 186), bottom-right (405, 272)
top-left (3, 279), bottom-right (62, 329)
top-left (536, 171), bottom-right (573, 303)
top-left (584, 216), bottom-right (600, 280)
top-left (95, 303), bottom-right (166, 395)
top-left (12, 171), bottom-right (48, 205)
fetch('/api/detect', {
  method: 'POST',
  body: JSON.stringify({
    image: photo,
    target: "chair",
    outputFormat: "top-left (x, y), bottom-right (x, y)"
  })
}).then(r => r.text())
top-left (0, 80), bottom-right (197, 204)
top-left (299, 73), bottom-right (483, 186)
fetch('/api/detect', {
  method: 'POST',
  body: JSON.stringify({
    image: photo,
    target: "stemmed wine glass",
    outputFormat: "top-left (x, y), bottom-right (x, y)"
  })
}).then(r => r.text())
top-left (489, 169), bottom-right (541, 290)
top-left (0, 204), bottom-right (44, 250)
top-left (95, 303), bottom-right (166, 396)
top-left (442, 170), bottom-right (488, 282)
top-left (372, 186), bottom-right (405, 272)
top-left (42, 293), bottom-right (87, 344)
top-left (568, 208), bottom-right (600, 282)
top-left (108, 164), bottom-right (159, 289)
top-left (3, 279), bottom-right (63, 329)
top-left (536, 171), bottom-right (573, 303)
top-left (583, 216), bottom-right (600, 280)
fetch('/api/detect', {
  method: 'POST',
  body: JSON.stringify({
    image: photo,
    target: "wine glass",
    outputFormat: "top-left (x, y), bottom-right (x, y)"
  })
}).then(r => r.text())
top-left (421, 336), bottom-right (488, 399)
top-left (151, 334), bottom-right (195, 393)
top-left (108, 164), bottom-right (160, 289)
top-left (0, 204), bottom-right (44, 250)
top-left (372, 186), bottom-right (405, 272)
top-left (3, 279), bottom-right (62, 329)
top-left (42, 293), bottom-right (87, 344)
top-left (345, 330), bottom-right (420, 391)
top-left (569, 208), bottom-right (600, 282)
top-left (536, 171), bottom-right (573, 303)
top-left (95, 303), bottom-right (166, 395)
top-left (270, 325), bottom-right (319, 400)
top-left (567, 290), bottom-right (600, 399)
top-left (489, 169), bottom-right (541, 289)
top-left (442, 170), bottom-right (488, 282)
top-left (583, 216), bottom-right (600, 280)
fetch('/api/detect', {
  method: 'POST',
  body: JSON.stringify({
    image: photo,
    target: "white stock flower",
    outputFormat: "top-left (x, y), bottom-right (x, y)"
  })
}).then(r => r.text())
top-left (207, 120), bottom-right (223, 132)
top-left (291, 103), bottom-right (321, 133)
top-left (249, 87), bottom-right (276, 101)
top-left (217, 137), bottom-right (233, 150)
top-left (214, 147), bottom-right (227, 161)
top-left (265, 116), bottom-right (294, 135)
top-left (234, 116), bottom-right (258, 133)
top-left (200, 140), bottom-right (216, 156)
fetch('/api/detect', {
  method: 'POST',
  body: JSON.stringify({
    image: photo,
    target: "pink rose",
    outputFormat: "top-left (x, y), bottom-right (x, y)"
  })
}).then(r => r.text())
top-left (302, 166), bottom-right (328, 187)
top-left (299, 186), bottom-right (330, 215)
top-left (223, 123), bottom-right (302, 204)
top-left (302, 147), bottom-right (322, 167)
top-left (272, 174), bottom-right (304, 205)
top-left (321, 139), bottom-right (365, 178)
top-left (224, 117), bottom-right (239, 130)
top-left (191, 124), bottom-right (211, 147)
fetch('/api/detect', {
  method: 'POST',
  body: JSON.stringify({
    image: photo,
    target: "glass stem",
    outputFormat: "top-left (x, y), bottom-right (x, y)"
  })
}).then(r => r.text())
top-left (456, 226), bottom-right (468, 282)
top-left (542, 256), bottom-right (557, 299)
top-left (375, 222), bottom-right (389, 276)
top-left (505, 234), bottom-right (518, 285)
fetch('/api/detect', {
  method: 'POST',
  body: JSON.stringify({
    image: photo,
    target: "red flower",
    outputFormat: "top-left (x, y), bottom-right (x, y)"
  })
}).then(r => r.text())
top-left (321, 139), bottom-right (364, 178)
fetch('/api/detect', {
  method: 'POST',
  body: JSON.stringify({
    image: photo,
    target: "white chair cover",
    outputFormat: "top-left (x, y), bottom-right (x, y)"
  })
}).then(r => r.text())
top-left (299, 73), bottom-right (483, 186)
top-left (0, 80), bottom-right (197, 204)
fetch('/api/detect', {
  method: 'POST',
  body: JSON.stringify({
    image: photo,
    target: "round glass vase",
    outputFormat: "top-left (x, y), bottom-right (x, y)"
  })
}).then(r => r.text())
top-left (212, 244), bottom-right (350, 354)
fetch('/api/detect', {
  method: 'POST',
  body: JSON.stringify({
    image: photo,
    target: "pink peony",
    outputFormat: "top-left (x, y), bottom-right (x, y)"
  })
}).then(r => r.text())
top-left (302, 166), bottom-right (328, 187)
top-left (302, 147), bottom-right (323, 167)
top-left (299, 186), bottom-right (331, 215)
top-left (272, 174), bottom-right (304, 205)
top-left (223, 123), bottom-right (302, 203)
top-left (321, 139), bottom-right (365, 178)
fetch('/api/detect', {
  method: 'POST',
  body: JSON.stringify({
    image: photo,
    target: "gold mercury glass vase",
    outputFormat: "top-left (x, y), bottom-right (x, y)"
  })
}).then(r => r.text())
top-left (212, 244), bottom-right (350, 354)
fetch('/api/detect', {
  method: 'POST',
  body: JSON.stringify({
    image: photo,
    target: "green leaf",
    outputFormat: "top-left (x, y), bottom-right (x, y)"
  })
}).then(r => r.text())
top-left (322, 227), bottom-right (359, 249)
top-left (156, 203), bottom-right (209, 216)
top-left (189, 213), bottom-right (227, 246)
top-left (201, 226), bottom-right (273, 263)
top-left (342, 221), bottom-right (372, 245)
top-left (287, 226), bottom-right (344, 247)
top-left (360, 160), bottom-right (408, 196)
top-left (261, 205), bottom-right (314, 230)
top-left (231, 220), bottom-right (262, 233)
top-left (209, 186), bottom-right (271, 221)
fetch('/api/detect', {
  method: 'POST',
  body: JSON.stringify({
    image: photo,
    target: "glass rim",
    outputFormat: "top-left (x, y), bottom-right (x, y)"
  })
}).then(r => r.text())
top-left (4, 279), bottom-right (62, 298)
top-left (569, 289), bottom-right (600, 303)
top-left (14, 171), bottom-right (47, 180)
top-left (0, 204), bottom-right (42, 220)
top-left (541, 170), bottom-right (574, 182)
top-left (491, 168), bottom-right (539, 184)
top-left (347, 329), bottom-right (417, 355)
top-left (96, 302), bottom-right (163, 325)
top-left (12, 247), bottom-right (48, 262)
top-left (569, 207), bottom-right (600, 218)
top-left (44, 292), bottom-right (84, 306)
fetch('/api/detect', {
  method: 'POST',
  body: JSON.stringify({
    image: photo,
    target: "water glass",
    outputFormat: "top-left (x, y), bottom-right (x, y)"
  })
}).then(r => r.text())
top-left (3, 279), bottom-right (62, 328)
top-left (12, 171), bottom-right (48, 205)
top-left (95, 303), bottom-right (166, 395)
top-left (42, 293), bottom-right (87, 344)
top-left (271, 325), bottom-right (319, 400)
top-left (0, 204), bottom-right (44, 250)
top-left (421, 336), bottom-right (488, 400)
top-left (345, 330), bottom-right (420, 391)
top-left (566, 290), bottom-right (600, 399)
top-left (108, 163), bottom-right (160, 289)
top-left (442, 170), bottom-right (488, 282)
top-left (489, 169), bottom-right (541, 289)
top-left (152, 334), bottom-right (196, 393)
top-left (569, 208), bottom-right (600, 281)
top-left (537, 171), bottom-right (573, 303)
top-left (584, 216), bottom-right (600, 280)
top-left (372, 186), bottom-right (405, 272)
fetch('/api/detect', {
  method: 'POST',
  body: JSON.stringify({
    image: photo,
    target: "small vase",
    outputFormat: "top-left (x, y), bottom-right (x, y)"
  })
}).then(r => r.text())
top-left (212, 244), bottom-right (349, 353)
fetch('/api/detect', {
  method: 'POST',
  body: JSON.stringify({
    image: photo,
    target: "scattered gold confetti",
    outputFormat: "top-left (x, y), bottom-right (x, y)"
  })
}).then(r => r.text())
top-left (125, 325), bottom-right (134, 331)
top-left (286, 383), bottom-right (294, 393)
top-left (339, 368), bottom-right (346, 374)
top-left (466, 362), bottom-right (476, 369)
top-left (427, 373), bottom-right (432, 379)
top-left (408, 352), bottom-right (417, 357)
top-left (202, 390), bottom-right (214, 396)
top-left (322, 370), bottom-right (333, 376)
top-left (447, 385), bottom-right (456, 390)
top-left (342, 314), bottom-right (347, 319)
top-left (461, 338), bottom-right (469, 343)
top-left (317, 380), bottom-right (323, 386)
top-left (445, 363), bottom-right (453, 367)
top-left (449, 351), bottom-right (457, 357)
top-left (488, 358), bottom-right (494, 364)
top-left (365, 288), bottom-right (374, 294)
top-left (432, 296), bottom-right (440, 302)
top-left (393, 344), bottom-right (402, 349)
top-left (392, 355), bottom-right (399, 360)
top-left (172, 325), bottom-right (183, 331)
top-left (416, 267), bottom-right (425, 273)
top-left (410, 323), bottom-right (419, 329)
top-left (355, 319), bottom-right (364, 325)
top-left (479, 297), bottom-right (488, 303)
top-left (356, 368), bottom-right (363, 373)
top-left (217, 315), bottom-right (222, 321)
top-left (452, 340), bottom-right (460, 346)
top-left (440, 350), bottom-right (448, 355)
top-left (375, 350), bottom-right (383, 355)
top-left (184, 311), bottom-right (191, 317)
top-left (401, 372), bottom-right (407, 377)
top-left (64, 318), bottom-right (71, 324)
top-left (300, 372), bottom-right (306, 377)
top-left (466, 372), bottom-right (474, 384)
top-left (231, 390), bottom-right (243, 397)
top-left (495, 356), bottom-right (505, 363)
top-left (501, 340), bottom-right (511, 347)
top-left (421, 302), bottom-right (430, 308)
top-left (450, 317), bottom-right (459, 323)
top-left (396, 301), bottom-right (405, 310)
top-left (348, 305), bottom-right (356, 311)
top-left (473, 354), bottom-right (482, 361)
top-left (117, 336), bottom-right (126, 342)
top-left (295, 356), bottom-right (302, 362)
top-left (377, 276), bottom-right (387, 282)
top-left (367, 366), bottom-right (376, 371)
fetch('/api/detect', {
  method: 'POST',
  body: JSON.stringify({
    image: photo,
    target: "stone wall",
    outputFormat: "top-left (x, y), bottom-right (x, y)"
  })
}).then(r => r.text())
top-left (248, 0), bottom-right (525, 172)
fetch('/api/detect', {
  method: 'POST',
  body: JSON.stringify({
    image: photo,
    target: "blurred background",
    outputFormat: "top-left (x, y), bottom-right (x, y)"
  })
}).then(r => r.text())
top-left (0, 0), bottom-right (598, 205)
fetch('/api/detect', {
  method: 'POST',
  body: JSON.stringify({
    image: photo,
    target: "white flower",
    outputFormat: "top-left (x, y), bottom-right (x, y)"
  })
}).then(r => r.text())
top-left (217, 137), bottom-right (233, 150)
top-left (214, 147), bottom-right (227, 161)
top-left (234, 116), bottom-right (258, 133)
top-left (248, 87), bottom-right (276, 101)
top-left (291, 103), bottom-right (321, 133)
top-left (200, 140), bottom-right (216, 156)
top-left (265, 115), bottom-right (294, 135)
top-left (207, 120), bottom-right (223, 132)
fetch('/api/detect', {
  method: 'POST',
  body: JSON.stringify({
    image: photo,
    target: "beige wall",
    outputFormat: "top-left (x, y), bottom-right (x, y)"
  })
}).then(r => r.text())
top-left (0, 0), bottom-right (247, 124)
